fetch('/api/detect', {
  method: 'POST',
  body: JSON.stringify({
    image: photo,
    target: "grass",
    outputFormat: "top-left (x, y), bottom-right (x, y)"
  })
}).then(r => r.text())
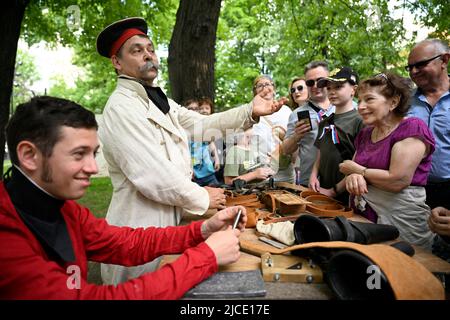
top-left (76, 176), bottom-right (113, 285)
top-left (76, 176), bottom-right (113, 219)
top-left (3, 160), bottom-right (11, 174)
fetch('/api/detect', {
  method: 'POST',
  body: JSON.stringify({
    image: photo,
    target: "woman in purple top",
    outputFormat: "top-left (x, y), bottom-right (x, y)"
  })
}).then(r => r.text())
top-left (339, 73), bottom-right (436, 250)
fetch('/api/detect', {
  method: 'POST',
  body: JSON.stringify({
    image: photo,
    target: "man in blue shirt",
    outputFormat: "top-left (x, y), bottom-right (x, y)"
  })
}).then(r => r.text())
top-left (407, 38), bottom-right (450, 210)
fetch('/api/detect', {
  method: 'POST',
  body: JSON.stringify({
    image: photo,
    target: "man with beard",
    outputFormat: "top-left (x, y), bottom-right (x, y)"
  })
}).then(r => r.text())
top-left (0, 96), bottom-right (246, 299)
top-left (96, 17), bottom-right (286, 284)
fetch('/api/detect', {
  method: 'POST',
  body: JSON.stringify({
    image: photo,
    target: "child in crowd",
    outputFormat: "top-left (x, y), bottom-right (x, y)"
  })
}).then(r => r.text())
top-left (309, 67), bottom-right (363, 203)
top-left (224, 128), bottom-right (274, 185)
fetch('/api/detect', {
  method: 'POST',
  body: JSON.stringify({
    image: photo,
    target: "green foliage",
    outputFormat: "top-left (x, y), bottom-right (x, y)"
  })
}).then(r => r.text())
top-left (12, 49), bottom-right (40, 108)
top-left (406, 0), bottom-right (449, 38)
top-left (76, 176), bottom-right (113, 218)
top-left (20, 0), bottom-right (447, 113)
top-left (48, 59), bottom-right (116, 113)
top-left (22, 0), bottom-right (178, 112)
top-left (214, 0), bottom-right (415, 111)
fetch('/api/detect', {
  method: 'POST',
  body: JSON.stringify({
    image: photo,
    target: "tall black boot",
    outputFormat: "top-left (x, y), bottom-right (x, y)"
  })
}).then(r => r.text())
top-left (326, 241), bottom-right (415, 300)
top-left (293, 214), bottom-right (399, 244)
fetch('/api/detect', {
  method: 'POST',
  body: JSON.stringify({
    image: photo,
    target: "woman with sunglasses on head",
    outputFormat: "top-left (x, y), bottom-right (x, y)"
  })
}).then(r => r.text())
top-left (249, 75), bottom-right (295, 183)
top-left (339, 72), bottom-right (436, 250)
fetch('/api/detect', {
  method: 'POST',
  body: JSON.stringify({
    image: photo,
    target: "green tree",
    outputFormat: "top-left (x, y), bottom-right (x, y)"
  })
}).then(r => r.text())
top-left (23, 0), bottom-right (178, 113)
top-left (12, 48), bottom-right (40, 108)
top-left (0, 1), bottom-right (29, 177)
top-left (406, 0), bottom-right (449, 38)
top-left (213, 0), bottom-right (413, 111)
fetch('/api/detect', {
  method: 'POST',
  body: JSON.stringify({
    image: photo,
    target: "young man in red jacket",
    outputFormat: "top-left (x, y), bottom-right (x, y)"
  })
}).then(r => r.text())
top-left (0, 96), bottom-right (246, 299)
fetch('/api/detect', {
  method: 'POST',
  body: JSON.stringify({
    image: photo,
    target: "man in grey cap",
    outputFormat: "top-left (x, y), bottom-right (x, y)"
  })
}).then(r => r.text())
top-left (96, 17), bottom-right (286, 284)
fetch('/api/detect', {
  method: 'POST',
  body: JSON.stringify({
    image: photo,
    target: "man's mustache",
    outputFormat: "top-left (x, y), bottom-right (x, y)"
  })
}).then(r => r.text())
top-left (140, 61), bottom-right (160, 72)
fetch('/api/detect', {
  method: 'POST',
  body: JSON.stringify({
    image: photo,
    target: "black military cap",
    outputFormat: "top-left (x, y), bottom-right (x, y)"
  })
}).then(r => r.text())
top-left (96, 17), bottom-right (148, 58)
top-left (317, 67), bottom-right (359, 88)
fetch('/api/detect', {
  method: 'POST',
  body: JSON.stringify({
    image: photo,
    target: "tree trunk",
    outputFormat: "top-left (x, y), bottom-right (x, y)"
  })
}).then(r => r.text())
top-left (168, 0), bottom-right (222, 105)
top-left (0, 1), bottom-right (28, 179)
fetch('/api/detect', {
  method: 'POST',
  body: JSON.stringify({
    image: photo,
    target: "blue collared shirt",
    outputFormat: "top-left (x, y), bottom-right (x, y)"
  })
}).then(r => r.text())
top-left (407, 87), bottom-right (450, 182)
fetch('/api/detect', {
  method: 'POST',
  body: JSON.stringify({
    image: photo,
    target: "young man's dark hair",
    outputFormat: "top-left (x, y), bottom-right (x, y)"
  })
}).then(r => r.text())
top-left (0, 96), bottom-right (245, 300)
top-left (6, 96), bottom-right (98, 166)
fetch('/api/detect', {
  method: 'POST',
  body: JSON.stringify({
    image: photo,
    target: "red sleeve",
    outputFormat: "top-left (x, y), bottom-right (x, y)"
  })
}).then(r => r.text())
top-left (74, 203), bottom-right (207, 266)
top-left (0, 201), bottom-right (218, 299)
top-left (0, 215), bottom-right (217, 299)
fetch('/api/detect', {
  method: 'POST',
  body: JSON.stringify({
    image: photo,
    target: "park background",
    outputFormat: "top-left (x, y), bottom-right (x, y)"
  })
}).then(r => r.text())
top-left (1, 0), bottom-right (448, 283)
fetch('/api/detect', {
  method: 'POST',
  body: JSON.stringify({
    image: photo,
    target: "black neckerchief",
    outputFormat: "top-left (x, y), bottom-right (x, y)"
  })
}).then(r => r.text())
top-left (4, 166), bottom-right (75, 263)
top-left (120, 77), bottom-right (170, 114)
top-left (143, 85), bottom-right (171, 114)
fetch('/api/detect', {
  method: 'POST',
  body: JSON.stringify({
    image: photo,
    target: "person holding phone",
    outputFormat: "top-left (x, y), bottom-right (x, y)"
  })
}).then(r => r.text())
top-left (282, 61), bottom-right (335, 186)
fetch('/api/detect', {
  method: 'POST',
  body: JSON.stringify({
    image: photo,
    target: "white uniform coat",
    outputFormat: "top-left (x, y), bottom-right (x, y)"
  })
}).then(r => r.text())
top-left (99, 76), bottom-right (255, 284)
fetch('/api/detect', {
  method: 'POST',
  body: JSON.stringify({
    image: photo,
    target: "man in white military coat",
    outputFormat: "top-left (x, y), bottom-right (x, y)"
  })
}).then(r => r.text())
top-left (96, 17), bottom-right (286, 284)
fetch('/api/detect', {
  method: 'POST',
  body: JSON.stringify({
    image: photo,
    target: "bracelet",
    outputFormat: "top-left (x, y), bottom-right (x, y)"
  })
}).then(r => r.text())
top-left (361, 168), bottom-right (367, 177)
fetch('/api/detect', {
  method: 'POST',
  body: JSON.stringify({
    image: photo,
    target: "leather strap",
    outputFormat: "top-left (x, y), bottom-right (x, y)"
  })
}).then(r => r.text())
top-left (239, 240), bottom-right (445, 300)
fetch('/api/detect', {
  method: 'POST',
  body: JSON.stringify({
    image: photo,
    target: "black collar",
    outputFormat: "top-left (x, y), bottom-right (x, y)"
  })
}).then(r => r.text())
top-left (120, 77), bottom-right (170, 114)
top-left (4, 167), bottom-right (75, 263)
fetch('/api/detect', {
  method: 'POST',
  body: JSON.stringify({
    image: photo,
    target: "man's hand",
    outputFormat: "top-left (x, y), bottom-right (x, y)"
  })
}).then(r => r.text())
top-left (202, 206), bottom-right (247, 239)
top-left (251, 87), bottom-right (288, 118)
top-left (205, 227), bottom-right (241, 266)
top-left (252, 167), bottom-right (275, 180)
top-left (309, 175), bottom-right (321, 192)
top-left (428, 206), bottom-right (450, 237)
top-left (292, 121), bottom-right (311, 141)
top-left (204, 186), bottom-right (226, 210)
top-left (345, 173), bottom-right (368, 196)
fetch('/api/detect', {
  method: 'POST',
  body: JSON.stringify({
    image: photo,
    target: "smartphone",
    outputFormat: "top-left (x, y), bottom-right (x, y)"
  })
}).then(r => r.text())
top-left (232, 209), bottom-right (242, 229)
top-left (297, 110), bottom-right (312, 131)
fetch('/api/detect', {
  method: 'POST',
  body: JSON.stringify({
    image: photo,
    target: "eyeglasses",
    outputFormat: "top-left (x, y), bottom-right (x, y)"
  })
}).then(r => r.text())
top-left (255, 82), bottom-right (274, 90)
top-left (305, 77), bottom-right (325, 87)
top-left (290, 85), bottom-right (304, 94)
top-left (404, 54), bottom-right (443, 72)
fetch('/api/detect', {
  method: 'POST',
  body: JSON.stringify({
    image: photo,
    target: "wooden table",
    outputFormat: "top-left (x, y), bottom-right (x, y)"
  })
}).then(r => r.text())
top-left (175, 208), bottom-right (450, 300)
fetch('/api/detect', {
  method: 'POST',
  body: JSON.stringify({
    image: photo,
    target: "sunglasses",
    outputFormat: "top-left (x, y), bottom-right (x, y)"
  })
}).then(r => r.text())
top-left (373, 73), bottom-right (396, 90)
top-left (404, 54), bottom-right (443, 72)
top-left (290, 85), bottom-right (304, 94)
top-left (305, 77), bottom-right (325, 87)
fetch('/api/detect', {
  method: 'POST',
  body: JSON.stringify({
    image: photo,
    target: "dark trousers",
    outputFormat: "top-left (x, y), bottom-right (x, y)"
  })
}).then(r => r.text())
top-left (425, 181), bottom-right (450, 210)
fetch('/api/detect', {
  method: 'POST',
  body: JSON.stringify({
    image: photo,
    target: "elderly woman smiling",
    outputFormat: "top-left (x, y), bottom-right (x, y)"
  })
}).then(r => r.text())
top-left (339, 73), bottom-right (435, 250)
